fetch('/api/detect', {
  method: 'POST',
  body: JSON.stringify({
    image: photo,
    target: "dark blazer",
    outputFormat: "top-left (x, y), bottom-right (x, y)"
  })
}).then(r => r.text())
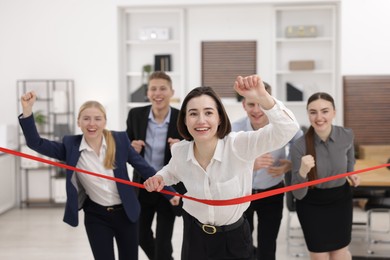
top-left (19, 114), bottom-right (164, 227)
top-left (126, 105), bottom-right (186, 195)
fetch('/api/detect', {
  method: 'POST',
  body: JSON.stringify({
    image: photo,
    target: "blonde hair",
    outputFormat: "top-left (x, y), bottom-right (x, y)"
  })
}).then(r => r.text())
top-left (78, 101), bottom-right (116, 169)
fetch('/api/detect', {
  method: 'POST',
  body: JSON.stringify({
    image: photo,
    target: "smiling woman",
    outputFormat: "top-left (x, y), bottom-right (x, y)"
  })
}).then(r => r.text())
top-left (143, 75), bottom-right (299, 260)
top-left (18, 91), bottom-right (178, 260)
top-left (290, 92), bottom-right (359, 259)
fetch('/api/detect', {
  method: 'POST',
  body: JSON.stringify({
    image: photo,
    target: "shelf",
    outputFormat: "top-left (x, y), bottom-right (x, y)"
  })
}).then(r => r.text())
top-left (121, 8), bottom-right (185, 105)
top-left (126, 40), bottom-right (181, 45)
top-left (126, 101), bottom-right (181, 109)
top-left (17, 79), bottom-right (75, 207)
top-left (21, 166), bottom-right (52, 170)
top-left (126, 71), bottom-right (181, 77)
top-left (276, 70), bottom-right (332, 75)
top-left (276, 37), bottom-right (333, 43)
top-left (273, 4), bottom-right (339, 127)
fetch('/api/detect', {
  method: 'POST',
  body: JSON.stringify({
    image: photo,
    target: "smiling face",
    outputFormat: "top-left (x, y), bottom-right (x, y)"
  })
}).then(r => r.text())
top-left (242, 97), bottom-right (269, 130)
top-left (307, 98), bottom-right (336, 136)
top-left (147, 78), bottom-right (174, 111)
top-left (77, 106), bottom-right (106, 143)
top-left (185, 95), bottom-right (220, 143)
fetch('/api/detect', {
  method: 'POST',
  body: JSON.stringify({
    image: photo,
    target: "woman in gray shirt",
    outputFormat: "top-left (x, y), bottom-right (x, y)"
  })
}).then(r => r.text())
top-left (290, 92), bottom-right (360, 260)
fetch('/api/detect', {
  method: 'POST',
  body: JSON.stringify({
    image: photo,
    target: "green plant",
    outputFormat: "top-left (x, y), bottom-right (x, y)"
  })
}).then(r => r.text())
top-left (142, 64), bottom-right (152, 82)
top-left (34, 110), bottom-right (46, 125)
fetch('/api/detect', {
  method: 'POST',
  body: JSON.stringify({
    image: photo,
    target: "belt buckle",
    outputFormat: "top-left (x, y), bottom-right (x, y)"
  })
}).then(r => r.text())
top-left (107, 207), bottom-right (114, 212)
top-left (202, 224), bottom-right (217, 234)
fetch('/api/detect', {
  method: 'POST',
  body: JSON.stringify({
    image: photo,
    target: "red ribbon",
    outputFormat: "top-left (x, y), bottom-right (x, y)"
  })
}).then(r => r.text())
top-left (1, 146), bottom-right (389, 206)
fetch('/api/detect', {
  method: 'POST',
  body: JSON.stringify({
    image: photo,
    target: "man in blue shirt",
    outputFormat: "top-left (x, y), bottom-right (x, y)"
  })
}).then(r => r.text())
top-left (232, 82), bottom-right (303, 260)
top-left (126, 71), bottom-right (185, 260)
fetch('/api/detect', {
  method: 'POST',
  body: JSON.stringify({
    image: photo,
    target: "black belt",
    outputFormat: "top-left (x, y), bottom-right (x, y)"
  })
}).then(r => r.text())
top-left (105, 204), bottom-right (124, 212)
top-left (252, 181), bottom-right (284, 194)
top-left (194, 216), bottom-right (245, 235)
top-left (86, 197), bottom-right (123, 212)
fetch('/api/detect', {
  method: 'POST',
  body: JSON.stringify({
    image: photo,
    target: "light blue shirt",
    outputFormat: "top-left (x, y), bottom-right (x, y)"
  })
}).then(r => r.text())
top-left (232, 117), bottom-right (303, 189)
top-left (144, 108), bottom-right (171, 171)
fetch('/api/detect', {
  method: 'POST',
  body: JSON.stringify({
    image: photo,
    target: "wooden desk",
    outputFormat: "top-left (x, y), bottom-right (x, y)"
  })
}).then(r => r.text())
top-left (354, 160), bottom-right (390, 188)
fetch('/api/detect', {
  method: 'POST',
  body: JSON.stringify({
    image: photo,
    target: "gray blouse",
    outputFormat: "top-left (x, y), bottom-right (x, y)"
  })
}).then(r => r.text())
top-left (290, 125), bottom-right (355, 200)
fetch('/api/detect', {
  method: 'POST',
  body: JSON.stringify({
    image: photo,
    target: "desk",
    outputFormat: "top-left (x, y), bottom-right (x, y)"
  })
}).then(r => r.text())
top-left (352, 160), bottom-right (390, 258)
top-left (354, 160), bottom-right (390, 188)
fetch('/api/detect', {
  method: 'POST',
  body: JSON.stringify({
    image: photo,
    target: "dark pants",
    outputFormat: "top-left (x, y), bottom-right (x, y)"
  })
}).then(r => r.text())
top-left (181, 211), bottom-right (253, 260)
top-left (138, 189), bottom-right (176, 260)
top-left (245, 183), bottom-right (284, 260)
top-left (83, 197), bottom-right (138, 260)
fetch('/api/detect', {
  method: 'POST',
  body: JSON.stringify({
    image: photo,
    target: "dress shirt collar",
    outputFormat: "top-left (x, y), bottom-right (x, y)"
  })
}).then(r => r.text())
top-left (245, 117), bottom-right (255, 131)
top-left (314, 125), bottom-right (335, 144)
top-left (148, 107), bottom-right (171, 125)
top-left (79, 135), bottom-right (107, 152)
top-left (186, 139), bottom-right (224, 163)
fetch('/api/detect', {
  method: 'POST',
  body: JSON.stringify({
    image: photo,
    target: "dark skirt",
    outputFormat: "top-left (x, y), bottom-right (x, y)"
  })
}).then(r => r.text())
top-left (296, 181), bottom-right (352, 252)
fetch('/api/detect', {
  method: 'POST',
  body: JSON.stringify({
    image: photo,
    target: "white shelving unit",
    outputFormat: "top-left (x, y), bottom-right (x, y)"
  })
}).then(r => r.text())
top-left (273, 5), bottom-right (340, 127)
top-left (0, 154), bottom-right (16, 213)
top-left (17, 80), bottom-right (75, 207)
top-left (121, 8), bottom-right (185, 109)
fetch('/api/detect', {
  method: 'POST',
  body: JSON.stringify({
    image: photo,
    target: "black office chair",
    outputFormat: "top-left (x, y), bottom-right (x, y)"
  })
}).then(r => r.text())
top-left (387, 158), bottom-right (390, 170)
top-left (351, 188), bottom-right (387, 228)
top-left (284, 171), bottom-right (307, 257)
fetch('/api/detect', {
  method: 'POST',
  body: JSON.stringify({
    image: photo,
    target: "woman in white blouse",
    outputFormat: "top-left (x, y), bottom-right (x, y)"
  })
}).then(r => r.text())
top-left (144, 75), bottom-right (299, 260)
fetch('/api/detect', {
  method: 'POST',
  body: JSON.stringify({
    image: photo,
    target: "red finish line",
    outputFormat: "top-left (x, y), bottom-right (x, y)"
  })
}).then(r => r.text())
top-left (1, 146), bottom-right (389, 206)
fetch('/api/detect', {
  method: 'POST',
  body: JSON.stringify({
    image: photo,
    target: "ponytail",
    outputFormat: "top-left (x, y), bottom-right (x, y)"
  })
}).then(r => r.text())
top-left (103, 129), bottom-right (116, 169)
top-left (305, 126), bottom-right (317, 185)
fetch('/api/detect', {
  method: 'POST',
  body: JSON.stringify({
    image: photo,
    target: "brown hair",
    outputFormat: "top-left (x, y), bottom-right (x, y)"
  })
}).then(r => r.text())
top-left (305, 92), bottom-right (335, 182)
top-left (148, 71), bottom-right (172, 88)
top-left (177, 86), bottom-right (231, 141)
top-left (78, 101), bottom-right (116, 169)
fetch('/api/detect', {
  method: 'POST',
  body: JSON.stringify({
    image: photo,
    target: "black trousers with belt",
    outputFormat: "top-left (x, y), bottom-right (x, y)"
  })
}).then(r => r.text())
top-left (83, 197), bottom-right (139, 260)
top-left (138, 188), bottom-right (176, 260)
top-left (181, 211), bottom-right (253, 260)
top-left (245, 182), bottom-right (284, 260)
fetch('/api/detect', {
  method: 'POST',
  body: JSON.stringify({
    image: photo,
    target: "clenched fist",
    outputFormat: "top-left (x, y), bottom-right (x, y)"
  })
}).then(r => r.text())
top-left (299, 155), bottom-right (315, 178)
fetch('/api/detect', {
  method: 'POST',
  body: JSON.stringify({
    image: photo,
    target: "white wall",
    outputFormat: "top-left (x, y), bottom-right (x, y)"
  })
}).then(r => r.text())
top-left (1, 0), bottom-right (390, 131)
top-left (0, 0), bottom-right (119, 131)
top-left (186, 5), bottom-right (273, 89)
top-left (341, 0), bottom-right (390, 75)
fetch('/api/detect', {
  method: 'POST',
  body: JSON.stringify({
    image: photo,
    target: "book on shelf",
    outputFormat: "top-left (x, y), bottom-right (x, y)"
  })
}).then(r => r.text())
top-left (154, 54), bottom-right (172, 72)
top-left (286, 82), bottom-right (303, 101)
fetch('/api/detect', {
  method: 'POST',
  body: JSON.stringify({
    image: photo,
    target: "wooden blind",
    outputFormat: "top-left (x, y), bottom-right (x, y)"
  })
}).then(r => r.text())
top-left (202, 41), bottom-right (256, 98)
top-left (343, 75), bottom-right (390, 145)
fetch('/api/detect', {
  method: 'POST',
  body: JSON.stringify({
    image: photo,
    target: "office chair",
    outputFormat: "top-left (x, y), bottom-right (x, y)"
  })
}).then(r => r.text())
top-left (285, 171), bottom-right (307, 257)
top-left (364, 197), bottom-right (390, 254)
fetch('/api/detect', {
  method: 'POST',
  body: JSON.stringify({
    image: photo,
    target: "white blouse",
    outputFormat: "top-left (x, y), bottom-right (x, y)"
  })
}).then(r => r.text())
top-left (157, 100), bottom-right (299, 226)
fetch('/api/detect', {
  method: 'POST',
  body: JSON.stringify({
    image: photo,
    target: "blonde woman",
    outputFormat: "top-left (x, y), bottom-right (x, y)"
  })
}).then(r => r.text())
top-left (19, 91), bottom-right (179, 260)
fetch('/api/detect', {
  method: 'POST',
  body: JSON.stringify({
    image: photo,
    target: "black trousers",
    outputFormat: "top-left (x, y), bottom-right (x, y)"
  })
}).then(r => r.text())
top-left (181, 211), bottom-right (253, 260)
top-left (245, 183), bottom-right (284, 260)
top-left (138, 189), bottom-right (176, 260)
top-left (83, 197), bottom-right (138, 260)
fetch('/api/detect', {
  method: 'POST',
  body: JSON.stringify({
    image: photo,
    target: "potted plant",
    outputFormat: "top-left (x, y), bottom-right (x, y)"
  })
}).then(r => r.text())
top-left (142, 64), bottom-right (152, 80)
top-left (130, 64), bottom-right (153, 102)
top-left (34, 110), bottom-right (46, 132)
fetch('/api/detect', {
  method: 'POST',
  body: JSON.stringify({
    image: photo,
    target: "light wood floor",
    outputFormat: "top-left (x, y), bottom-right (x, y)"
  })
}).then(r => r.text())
top-left (0, 205), bottom-right (389, 259)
